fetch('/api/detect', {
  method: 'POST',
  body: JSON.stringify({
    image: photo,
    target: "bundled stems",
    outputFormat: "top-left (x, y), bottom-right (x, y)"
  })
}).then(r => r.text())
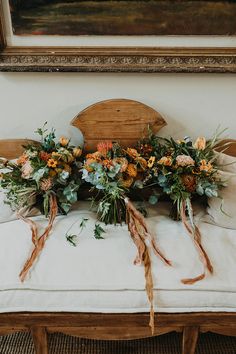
top-left (18, 193), bottom-right (58, 282)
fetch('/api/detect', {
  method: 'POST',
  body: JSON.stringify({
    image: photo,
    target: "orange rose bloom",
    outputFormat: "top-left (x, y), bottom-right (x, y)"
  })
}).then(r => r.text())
top-left (199, 159), bottom-right (213, 172)
top-left (59, 137), bottom-right (69, 146)
top-left (158, 156), bottom-right (172, 166)
top-left (194, 137), bottom-right (206, 150)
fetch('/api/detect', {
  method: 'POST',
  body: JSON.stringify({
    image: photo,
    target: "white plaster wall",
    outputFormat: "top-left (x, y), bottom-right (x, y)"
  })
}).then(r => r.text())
top-left (0, 72), bottom-right (235, 146)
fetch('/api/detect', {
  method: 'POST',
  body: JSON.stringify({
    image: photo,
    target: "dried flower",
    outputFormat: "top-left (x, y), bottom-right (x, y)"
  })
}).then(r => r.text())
top-left (181, 174), bottom-right (196, 193)
top-left (176, 155), bottom-right (195, 167)
top-left (126, 163), bottom-right (138, 177)
top-left (60, 137), bottom-right (69, 146)
top-left (47, 159), bottom-right (58, 168)
top-left (158, 156), bottom-right (172, 166)
top-left (194, 137), bottom-right (206, 150)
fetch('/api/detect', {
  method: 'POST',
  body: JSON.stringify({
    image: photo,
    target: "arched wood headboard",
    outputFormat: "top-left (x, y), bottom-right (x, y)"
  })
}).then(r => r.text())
top-left (0, 139), bottom-right (39, 159)
top-left (71, 99), bottom-right (167, 151)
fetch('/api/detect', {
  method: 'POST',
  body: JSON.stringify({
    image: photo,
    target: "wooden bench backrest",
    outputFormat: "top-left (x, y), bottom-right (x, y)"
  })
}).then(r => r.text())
top-left (71, 99), bottom-right (167, 151)
top-left (0, 139), bottom-right (39, 159)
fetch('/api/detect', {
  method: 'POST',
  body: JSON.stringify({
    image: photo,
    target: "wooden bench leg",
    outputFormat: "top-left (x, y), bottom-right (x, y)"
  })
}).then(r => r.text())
top-left (31, 327), bottom-right (48, 354)
top-left (182, 326), bottom-right (199, 354)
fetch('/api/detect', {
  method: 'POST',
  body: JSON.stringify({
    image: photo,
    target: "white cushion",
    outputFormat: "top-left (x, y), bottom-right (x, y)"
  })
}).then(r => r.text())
top-left (0, 188), bottom-right (17, 223)
top-left (205, 171), bottom-right (236, 229)
top-left (0, 202), bottom-right (235, 314)
top-left (204, 151), bottom-right (236, 229)
top-left (214, 150), bottom-right (236, 173)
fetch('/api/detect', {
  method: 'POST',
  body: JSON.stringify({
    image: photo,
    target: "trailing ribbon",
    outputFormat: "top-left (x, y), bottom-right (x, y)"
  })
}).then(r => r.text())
top-left (18, 193), bottom-right (58, 282)
top-left (180, 199), bottom-right (213, 285)
top-left (125, 197), bottom-right (171, 334)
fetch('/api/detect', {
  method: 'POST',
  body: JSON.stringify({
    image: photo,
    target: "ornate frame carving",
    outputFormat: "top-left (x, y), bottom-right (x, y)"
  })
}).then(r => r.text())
top-left (0, 0), bottom-right (236, 73)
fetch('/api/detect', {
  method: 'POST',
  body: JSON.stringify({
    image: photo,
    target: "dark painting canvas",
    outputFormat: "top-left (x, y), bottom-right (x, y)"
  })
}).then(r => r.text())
top-left (9, 0), bottom-right (236, 36)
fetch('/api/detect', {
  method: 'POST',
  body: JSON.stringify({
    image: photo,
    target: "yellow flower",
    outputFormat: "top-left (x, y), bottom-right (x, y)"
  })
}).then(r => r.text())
top-left (73, 147), bottom-right (82, 158)
top-left (147, 156), bottom-right (155, 168)
top-left (126, 163), bottom-right (138, 177)
top-left (194, 137), bottom-right (206, 150)
top-left (158, 156), bottom-right (172, 166)
top-left (59, 137), bottom-right (69, 147)
top-left (199, 159), bottom-right (213, 172)
top-left (47, 159), bottom-right (58, 168)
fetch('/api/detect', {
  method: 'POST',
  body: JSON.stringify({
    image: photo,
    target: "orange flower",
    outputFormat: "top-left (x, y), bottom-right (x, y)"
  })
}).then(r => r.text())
top-left (126, 148), bottom-right (140, 159)
top-left (73, 147), bottom-right (82, 158)
top-left (59, 137), bottom-right (69, 146)
top-left (17, 153), bottom-right (28, 165)
top-left (102, 159), bottom-right (114, 169)
top-left (97, 141), bottom-right (113, 157)
top-left (39, 151), bottom-right (51, 161)
top-left (158, 156), bottom-right (172, 166)
top-left (147, 156), bottom-right (155, 168)
top-left (199, 159), bottom-right (213, 172)
top-left (126, 163), bottom-right (138, 177)
top-left (47, 159), bottom-right (58, 168)
top-left (194, 137), bottom-right (206, 150)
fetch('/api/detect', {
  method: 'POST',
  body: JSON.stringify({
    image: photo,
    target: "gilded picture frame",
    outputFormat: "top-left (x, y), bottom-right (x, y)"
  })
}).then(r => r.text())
top-left (0, 0), bottom-right (236, 73)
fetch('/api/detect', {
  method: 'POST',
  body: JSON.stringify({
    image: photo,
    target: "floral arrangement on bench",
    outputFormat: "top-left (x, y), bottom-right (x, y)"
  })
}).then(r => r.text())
top-left (0, 123), bottom-right (226, 332)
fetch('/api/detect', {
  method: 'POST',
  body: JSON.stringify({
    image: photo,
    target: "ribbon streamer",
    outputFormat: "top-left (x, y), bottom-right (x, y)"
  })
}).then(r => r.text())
top-left (180, 199), bottom-right (213, 285)
top-left (125, 197), bottom-right (171, 334)
top-left (18, 193), bottom-right (58, 282)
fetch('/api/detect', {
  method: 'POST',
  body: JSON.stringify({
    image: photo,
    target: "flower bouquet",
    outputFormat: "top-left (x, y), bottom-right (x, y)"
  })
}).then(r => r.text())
top-left (0, 123), bottom-right (83, 281)
top-left (140, 131), bottom-right (225, 283)
top-left (82, 141), bottom-right (171, 332)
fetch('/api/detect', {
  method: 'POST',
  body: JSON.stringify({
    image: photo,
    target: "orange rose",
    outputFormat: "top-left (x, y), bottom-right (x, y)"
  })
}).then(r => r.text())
top-left (199, 159), bottom-right (213, 172)
top-left (59, 137), bottom-right (69, 147)
top-left (73, 147), bottom-right (82, 158)
top-left (194, 137), bottom-right (206, 150)
top-left (158, 156), bottom-right (172, 167)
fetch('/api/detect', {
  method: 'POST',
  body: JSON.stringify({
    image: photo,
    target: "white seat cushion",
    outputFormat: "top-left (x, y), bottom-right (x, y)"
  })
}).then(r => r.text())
top-left (0, 202), bottom-right (236, 313)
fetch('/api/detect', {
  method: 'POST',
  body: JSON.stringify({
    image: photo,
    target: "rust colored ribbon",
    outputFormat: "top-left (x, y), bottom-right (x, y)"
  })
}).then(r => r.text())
top-left (18, 193), bottom-right (58, 282)
top-left (125, 197), bottom-right (171, 334)
top-left (180, 200), bottom-right (213, 285)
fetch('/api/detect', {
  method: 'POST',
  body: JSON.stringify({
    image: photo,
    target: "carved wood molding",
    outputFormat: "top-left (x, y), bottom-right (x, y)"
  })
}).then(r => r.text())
top-left (0, 0), bottom-right (236, 73)
top-left (0, 47), bottom-right (236, 73)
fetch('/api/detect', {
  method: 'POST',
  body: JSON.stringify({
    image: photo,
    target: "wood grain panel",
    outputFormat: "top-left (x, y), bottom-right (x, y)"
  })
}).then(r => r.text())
top-left (0, 139), bottom-right (39, 159)
top-left (71, 99), bottom-right (167, 151)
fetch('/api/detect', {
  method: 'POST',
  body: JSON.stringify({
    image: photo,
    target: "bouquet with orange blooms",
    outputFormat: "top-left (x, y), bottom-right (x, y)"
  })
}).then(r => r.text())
top-left (0, 123), bottom-right (83, 281)
top-left (139, 130), bottom-right (225, 284)
top-left (82, 141), bottom-right (151, 224)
